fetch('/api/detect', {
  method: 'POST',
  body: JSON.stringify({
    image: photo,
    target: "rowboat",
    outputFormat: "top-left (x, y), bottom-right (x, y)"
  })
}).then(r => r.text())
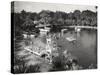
top-left (66, 37), bottom-right (76, 42)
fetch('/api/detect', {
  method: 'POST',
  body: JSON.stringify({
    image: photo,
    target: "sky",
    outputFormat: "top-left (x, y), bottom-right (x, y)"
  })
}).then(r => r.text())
top-left (14, 1), bottom-right (97, 13)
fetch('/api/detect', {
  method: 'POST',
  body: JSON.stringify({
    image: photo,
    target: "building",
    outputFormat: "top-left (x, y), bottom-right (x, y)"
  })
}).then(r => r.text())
top-left (39, 27), bottom-right (50, 36)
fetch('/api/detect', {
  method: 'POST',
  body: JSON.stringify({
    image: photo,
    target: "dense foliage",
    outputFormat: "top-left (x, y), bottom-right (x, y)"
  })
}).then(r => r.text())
top-left (12, 9), bottom-right (97, 32)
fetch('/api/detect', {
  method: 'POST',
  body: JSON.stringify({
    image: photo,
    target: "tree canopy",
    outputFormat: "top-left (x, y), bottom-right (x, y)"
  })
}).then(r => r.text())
top-left (13, 9), bottom-right (97, 33)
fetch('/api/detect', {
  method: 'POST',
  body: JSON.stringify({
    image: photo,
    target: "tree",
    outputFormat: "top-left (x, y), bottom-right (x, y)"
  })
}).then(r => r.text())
top-left (20, 10), bottom-right (27, 21)
top-left (30, 13), bottom-right (38, 21)
top-left (39, 10), bottom-right (52, 24)
top-left (81, 10), bottom-right (97, 26)
top-left (73, 10), bottom-right (81, 25)
top-left (21, 16), bottom-right (35, 32)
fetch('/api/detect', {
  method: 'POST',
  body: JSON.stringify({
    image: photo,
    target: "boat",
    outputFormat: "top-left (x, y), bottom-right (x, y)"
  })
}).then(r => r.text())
top-left (66, 37), bottom-right (76, 42)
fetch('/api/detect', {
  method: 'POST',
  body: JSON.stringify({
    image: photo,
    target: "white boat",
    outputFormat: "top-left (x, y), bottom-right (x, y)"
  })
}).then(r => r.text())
top-left (66, 37), bottom-right (76, 42)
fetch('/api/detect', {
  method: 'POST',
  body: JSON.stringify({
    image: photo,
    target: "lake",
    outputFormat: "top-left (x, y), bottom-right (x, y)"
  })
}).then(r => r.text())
top-left (57, 29), bottom-right (97, 68)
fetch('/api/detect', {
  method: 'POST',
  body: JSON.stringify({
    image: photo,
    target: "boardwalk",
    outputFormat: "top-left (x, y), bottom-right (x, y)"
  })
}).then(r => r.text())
top-left (35, 24), bottom-right (97, 30)
top-left (63, 25), bottom-right (97, 29)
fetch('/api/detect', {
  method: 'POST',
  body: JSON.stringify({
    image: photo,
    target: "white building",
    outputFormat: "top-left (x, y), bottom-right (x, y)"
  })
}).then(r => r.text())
top-left (39, 27), bottom-right (50, 36)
